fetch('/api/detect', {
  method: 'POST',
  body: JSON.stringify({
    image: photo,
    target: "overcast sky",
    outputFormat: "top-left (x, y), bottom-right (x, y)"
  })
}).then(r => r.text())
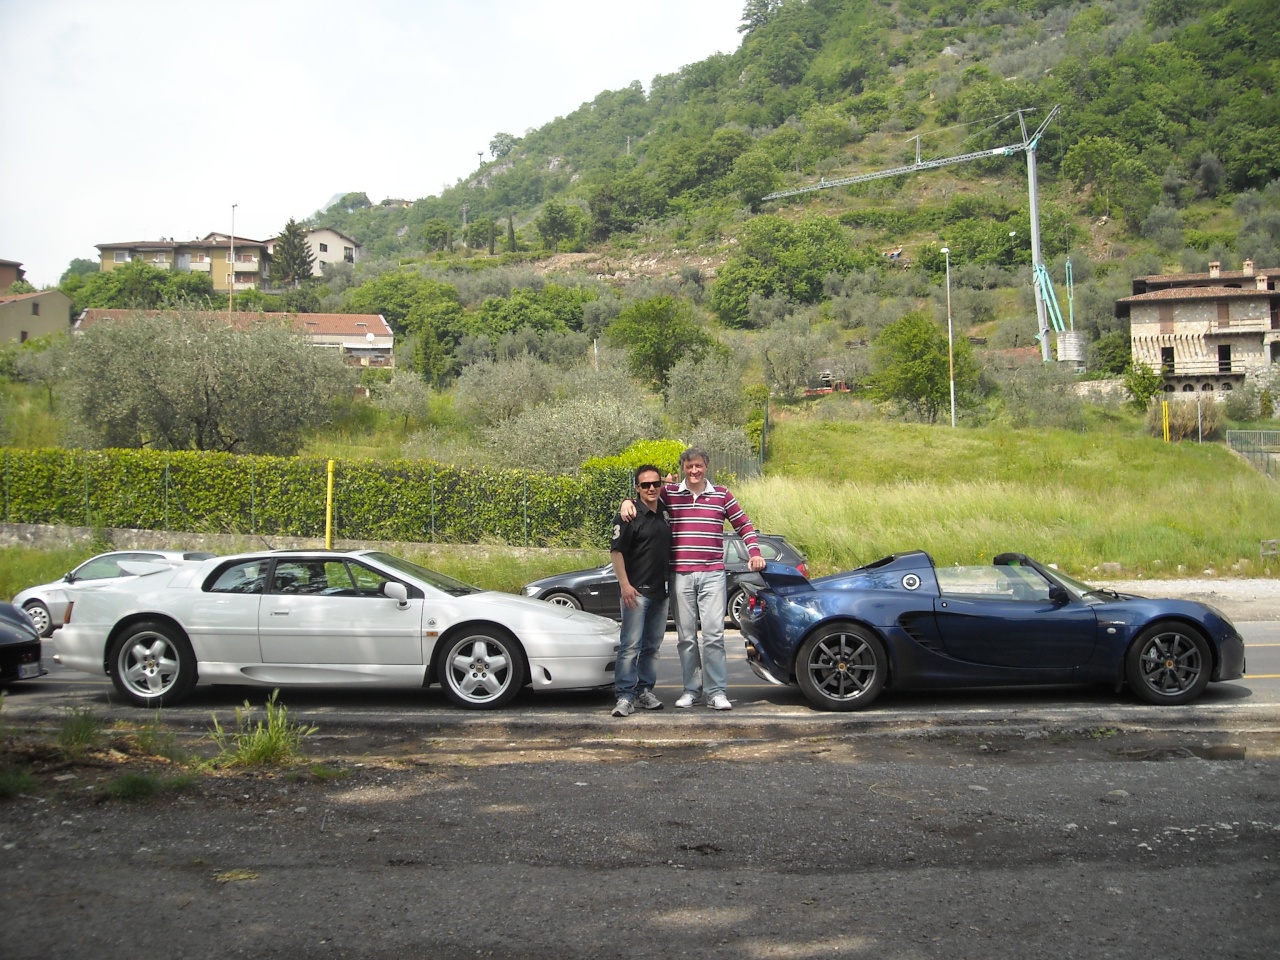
top-left (0, 0), bottom-right (745, 286)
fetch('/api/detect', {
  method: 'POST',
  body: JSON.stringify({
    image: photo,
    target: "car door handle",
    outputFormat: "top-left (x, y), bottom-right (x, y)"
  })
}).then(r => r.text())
top-left (270, 610), bottom-right (290, 616)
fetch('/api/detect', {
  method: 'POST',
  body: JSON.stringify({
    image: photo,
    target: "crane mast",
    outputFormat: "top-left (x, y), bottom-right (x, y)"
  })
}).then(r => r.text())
top-left (762, 105), bottom-right (1063, 362)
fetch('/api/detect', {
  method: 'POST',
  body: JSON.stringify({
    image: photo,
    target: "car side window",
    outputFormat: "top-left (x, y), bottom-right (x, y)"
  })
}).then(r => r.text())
top-left (723, 540), bottom-right (746, 563)
top-left (208, 561), bottom-right (267, 595)
top-left (270, 561), bottom-right (333, 595)
top-left (757, 541), bottom-right (781, 561)
top-left (321, 561), bottom-right (358, 596)
top-left (347, 560), bottom-right (398, 597)
top-left (936, 565), bottom-right (1051, 602)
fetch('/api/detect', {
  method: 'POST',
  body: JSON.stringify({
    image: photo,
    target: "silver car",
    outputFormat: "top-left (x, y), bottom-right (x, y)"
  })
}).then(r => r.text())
top-left (13, 550), bottom-right (215, 637)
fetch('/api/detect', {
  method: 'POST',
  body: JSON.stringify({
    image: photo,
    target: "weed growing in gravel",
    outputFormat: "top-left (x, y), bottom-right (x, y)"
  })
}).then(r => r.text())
top-left (104, 771), bottom-right (199, 801)
top-left (0, 694), bottom-right (38, 798)
top-left (208, 690), bottom-right (317, 767)
top-left (125, 712), bottom-right (190, 763)
top-left (57, 706), bottom-right (103, 760)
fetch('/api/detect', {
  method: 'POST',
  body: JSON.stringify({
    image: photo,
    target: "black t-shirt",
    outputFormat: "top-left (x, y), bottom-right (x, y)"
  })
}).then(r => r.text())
top-left (610, 501), bottom-right (671, 599)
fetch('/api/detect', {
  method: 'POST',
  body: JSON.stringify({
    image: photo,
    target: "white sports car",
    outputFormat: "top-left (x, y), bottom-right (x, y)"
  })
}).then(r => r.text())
top-left (54, 549), bottom-right (620, 709)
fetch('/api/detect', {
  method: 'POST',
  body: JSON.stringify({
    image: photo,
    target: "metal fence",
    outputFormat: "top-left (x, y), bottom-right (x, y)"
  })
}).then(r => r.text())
top-left (1226, 430), bottom-right (1280, 479)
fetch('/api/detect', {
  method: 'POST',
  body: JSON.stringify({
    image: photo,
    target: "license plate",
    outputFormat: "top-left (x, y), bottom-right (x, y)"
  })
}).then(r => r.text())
top-left (18, 662), bottom-right (41, 679)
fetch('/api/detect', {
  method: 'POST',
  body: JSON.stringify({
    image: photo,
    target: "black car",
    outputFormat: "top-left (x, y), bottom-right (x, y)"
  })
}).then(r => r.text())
top-left (521, 535), bottom-right (808, 628)
top-left (0, 602), bottom-right (43, 686)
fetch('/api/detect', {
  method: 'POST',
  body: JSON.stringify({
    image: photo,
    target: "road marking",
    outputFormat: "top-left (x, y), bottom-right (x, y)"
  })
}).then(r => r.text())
top-left (1245, 673), bottom-right (1280, 678)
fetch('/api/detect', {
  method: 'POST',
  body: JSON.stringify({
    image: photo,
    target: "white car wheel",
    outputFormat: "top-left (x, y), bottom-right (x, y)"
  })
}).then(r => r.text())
top-left (438, 628), bottom-right (526, 709)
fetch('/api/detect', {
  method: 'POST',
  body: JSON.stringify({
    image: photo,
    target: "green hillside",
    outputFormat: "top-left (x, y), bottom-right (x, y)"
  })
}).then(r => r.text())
top-left (314, 0), bottom-right (1278, 281)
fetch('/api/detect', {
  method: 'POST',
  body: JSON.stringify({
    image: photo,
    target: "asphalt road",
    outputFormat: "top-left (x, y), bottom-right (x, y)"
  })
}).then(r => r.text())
top-left (6, 622), bottom-right (1280, 733)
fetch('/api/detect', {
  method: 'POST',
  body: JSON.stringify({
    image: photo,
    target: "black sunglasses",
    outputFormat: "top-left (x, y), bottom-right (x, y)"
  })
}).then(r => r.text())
top-left (637, 480), bottom-right (663, 489)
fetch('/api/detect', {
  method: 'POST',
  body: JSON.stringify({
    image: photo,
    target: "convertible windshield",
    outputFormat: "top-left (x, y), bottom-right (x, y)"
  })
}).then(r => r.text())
top-left (365, 552), bottom-right (481, 597)
top-left (1048, 568), bottom-right (1100, 598)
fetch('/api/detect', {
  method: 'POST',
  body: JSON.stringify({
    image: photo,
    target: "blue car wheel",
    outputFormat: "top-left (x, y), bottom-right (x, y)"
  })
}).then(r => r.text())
top-left (796, 623), bottom-right (888, 711)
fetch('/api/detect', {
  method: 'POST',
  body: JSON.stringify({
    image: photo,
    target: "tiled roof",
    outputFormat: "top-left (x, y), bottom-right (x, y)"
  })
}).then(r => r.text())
top-left (1117, 285), bottom-right (1277, 304)
top-left (75, 309), bottom-right (392, 338)
top-left (0, 290), bottom-right (68, 305)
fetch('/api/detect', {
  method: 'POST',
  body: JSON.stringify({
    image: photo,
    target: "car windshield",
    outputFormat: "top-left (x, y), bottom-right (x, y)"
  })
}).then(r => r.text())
top-left (364, 552), bottom-right (480, 597)
top-left (1043, 567), bottom-right (1099, 598)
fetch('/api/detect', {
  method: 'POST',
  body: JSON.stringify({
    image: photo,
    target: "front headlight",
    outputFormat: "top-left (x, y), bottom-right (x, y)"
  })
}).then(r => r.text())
top-left (522, 586), bottom-right (540, 597)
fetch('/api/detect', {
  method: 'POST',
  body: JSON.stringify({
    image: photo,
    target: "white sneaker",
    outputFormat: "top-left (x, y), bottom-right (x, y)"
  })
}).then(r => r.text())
top-left (708, 693), bottom-right (733, 711)
top-left (674, 692), bottom-right (700, 708)
top-left (611, 698), bottom-right (634, 717)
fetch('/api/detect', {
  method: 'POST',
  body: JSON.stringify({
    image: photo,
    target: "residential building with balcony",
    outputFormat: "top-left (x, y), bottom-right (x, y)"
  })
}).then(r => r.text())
top-left (75, 309), bottom-right (394, 368)
top-left (1116, 259), bottom-right (1280, 396)
top-left (94, 234), bottom-right (270, 293)
top-left (265, 227), bottom-right (361, 278)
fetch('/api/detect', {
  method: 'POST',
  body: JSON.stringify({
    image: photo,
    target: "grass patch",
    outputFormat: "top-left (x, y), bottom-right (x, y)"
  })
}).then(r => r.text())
top-left (209, 690), bottom-right (317, 768)
top-left (0, 763), bottom-right (38, 798)
top-left (305, 764), bottom-right (351, 781)
top-left (57, 706), bottom-right (102, 760)
top-left (742, 417), bottom-right (1280, 578)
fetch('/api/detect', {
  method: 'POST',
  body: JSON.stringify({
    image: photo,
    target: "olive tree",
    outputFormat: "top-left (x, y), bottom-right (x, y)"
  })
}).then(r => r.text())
top-left (60, 312), bottom-right (352, 454)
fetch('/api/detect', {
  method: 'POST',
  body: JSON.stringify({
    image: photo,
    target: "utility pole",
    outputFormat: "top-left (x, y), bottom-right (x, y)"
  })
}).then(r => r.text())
top-left (763, 106), bottom-right (1062, 362)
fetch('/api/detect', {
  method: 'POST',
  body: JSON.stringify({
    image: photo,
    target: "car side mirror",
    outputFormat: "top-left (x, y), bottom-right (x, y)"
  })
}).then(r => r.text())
top-left (62, 572), bottom-right (75, 583)
top-left (383, 581), bottom-right (409, 608)
top-left (1048, 584), bottom-right (1069, 605)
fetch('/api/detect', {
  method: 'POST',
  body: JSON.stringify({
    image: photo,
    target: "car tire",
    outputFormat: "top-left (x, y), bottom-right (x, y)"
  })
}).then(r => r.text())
top-left (23, 600), bottom-right (53, 638)
top-left (726, 587), bottom-right (748, 629)
top-left (542, 591), bottom-right (582, 610)
top-left (107, 620), bottom-right (199, 708)
top-left (1125, 622), bottom-right (1212, 705)
top-left (795, 622), bottom-right (888, 711)
top-left (437, 627), bottom-right (527, 710)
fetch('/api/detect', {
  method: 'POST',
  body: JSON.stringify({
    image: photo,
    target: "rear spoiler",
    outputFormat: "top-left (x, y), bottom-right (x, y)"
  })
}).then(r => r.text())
top-left (739, 561), bottom-right (813, 595)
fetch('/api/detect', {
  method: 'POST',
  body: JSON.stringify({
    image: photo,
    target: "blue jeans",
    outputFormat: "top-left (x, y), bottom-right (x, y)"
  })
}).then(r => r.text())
top-left (672, 569), bottom-right (728, 699)
top-left (615, 592), bottom-right (669, 701)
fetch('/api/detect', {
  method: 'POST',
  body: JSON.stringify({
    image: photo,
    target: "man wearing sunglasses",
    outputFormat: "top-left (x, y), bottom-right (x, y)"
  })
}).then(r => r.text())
top-left (620, 446), bottom-right (764, 711)
top-left (608, 464), bottom-right (672, 717)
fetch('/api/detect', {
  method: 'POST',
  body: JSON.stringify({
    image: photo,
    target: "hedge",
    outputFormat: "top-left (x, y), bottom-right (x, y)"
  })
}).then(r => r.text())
top-left (0, 448), bottom-right (633, 548)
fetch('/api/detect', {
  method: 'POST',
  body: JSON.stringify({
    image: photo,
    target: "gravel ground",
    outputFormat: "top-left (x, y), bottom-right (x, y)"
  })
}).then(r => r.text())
top-left (1099, 578), bottom-right (1280, 620)
top-left (2, 722), bottom-right (1278, 959)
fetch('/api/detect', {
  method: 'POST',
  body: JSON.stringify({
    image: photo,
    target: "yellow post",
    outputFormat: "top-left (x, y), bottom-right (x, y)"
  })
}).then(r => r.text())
top-left (1161, 401), bottom-right (1170, 442)
top-left (325, 459), bottom-right (335, 548)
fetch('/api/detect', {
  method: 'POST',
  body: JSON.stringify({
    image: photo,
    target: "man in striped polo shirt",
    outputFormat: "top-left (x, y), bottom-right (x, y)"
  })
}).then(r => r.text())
top-left (624, 445), bottom-right (765, 710)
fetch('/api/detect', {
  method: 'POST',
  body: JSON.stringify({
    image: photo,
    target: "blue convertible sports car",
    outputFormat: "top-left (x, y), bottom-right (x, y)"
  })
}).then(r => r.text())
top-left (740, 551), bottom-right (1246, 711)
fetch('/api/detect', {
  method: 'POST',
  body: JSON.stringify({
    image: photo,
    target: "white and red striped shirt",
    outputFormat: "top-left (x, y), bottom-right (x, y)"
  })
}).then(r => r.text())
top-left (661, 481), bottom-right (761, 574)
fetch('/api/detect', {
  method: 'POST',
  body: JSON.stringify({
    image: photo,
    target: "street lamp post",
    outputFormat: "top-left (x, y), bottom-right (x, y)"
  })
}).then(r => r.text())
top-left (229, 203), bottom-right (237, 315)
top-left (941, 246), bottom-right (955, 428)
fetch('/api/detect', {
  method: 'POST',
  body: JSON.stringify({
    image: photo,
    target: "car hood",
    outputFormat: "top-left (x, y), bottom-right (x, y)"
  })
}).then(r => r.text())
top-left (523, 565), bottom-right (613, 590)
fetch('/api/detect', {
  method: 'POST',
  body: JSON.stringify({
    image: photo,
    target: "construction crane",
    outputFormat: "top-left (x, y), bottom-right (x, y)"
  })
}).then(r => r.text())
top-left (762, 105), bottom-right (1063, 362)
